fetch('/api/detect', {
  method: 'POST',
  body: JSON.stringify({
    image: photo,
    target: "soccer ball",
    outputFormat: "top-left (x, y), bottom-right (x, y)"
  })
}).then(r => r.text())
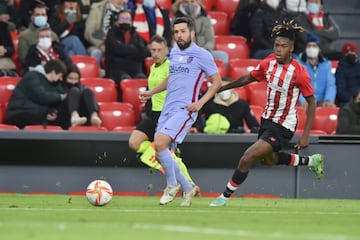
top-left (86, 180), bottom-right (113, 206)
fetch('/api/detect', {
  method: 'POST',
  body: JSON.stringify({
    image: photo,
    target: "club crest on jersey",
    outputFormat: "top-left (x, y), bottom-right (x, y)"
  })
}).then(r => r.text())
top-left (187, 56), bottom-right (193, 63)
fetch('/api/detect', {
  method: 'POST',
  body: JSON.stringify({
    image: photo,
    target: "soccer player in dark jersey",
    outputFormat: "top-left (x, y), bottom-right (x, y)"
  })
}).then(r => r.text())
top-left (210, 20), bottom-right (324, 207)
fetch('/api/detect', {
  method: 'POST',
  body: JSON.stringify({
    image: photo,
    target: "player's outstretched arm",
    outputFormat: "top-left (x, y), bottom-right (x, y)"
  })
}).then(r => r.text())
top-left (295, 95), bottom-right (316, 149)
top-left (139, 77), bottom-right (168, 103)
top-left (218, 74), bottom-right (256, 92)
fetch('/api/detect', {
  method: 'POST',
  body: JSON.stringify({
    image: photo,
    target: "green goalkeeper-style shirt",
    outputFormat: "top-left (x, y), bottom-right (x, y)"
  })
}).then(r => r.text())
top-left (148, 58), bottom-right (169, 111)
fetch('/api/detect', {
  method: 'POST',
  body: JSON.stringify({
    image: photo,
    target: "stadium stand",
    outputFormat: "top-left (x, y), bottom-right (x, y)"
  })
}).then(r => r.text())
top-left (98, 102), bottom-right (136, 131)
top-left (214, 0), bottom-right (240, 19)
top-left (208, 11), bottom-right (230, 35)
top-left (228, 58), bottom-right (261, 80)
top-left (312, 107), bottom-right (339, 135)
top-left (70, 55), bottom-right (99, 78)
top-left (214, 35), bottom-right (250, 61)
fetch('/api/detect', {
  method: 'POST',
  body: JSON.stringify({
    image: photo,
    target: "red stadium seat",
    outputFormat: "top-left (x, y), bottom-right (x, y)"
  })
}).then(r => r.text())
top-left (112, 126), bottom-right (136, 132)
top-left (0, 124), bottom-right (19, 130)
top-left (120, 78), bottom-right (148, 123)
top-left (144, 57), bottom-right (154, 77)
top-left (99, 102), bottom-right (136, 130)
top-left (228, 58), bottom-right (261, 80)
top-left (70, 55), bottom-right (99, 78)
top-left (214, 59), bottom-right (227, 77)
top-left (81, 78), bottom-right (117, 102)
top-left (208, 11), bottom-right (230, 35)
top-left (201, 0), bottom-right (215, 11)
top-left (312, 107), bottom-right (339, 134)
top-left (214, 0), bottom-right (240, 19)
top-left (23, 125), bottom-right (63, 131)
top-left (296, 106), bottom-right (307, 131)
top-left (233, 87), bottom-right (248, 102)
top-left (246, 82), bottom-right (267, 108)
top-left (68, 126), bottom-right (107, 132)
top-left (0, 76), bottom-right (21, 106)
top-left (215, 35), bottom-right (250, 61)
top-left (249, 105), bottom-right (264, 123)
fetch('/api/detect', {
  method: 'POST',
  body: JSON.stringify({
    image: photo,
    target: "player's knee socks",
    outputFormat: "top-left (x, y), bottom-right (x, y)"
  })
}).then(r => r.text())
top-left (172, 153), bottom-right (195, 186)
top-left (156, 149), bottom-right (177, 186)
top-left (137, 140), bottom-right (151, 154)
top-left (223, 169), bottom-right (248, 198)
top-left (279, 152), bottom-right (309, 166)
top-left (174, 160), bottom-right (193, 192)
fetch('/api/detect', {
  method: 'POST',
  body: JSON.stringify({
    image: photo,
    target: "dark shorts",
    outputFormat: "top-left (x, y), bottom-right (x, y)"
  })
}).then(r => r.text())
top-left (135, 111), bottom-right (161, 141)
top-left (258, 118), bottom-right (294, 152)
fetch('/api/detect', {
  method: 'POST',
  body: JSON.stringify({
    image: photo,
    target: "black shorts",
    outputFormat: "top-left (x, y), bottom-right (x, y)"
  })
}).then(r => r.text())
top-left (258, 118), bottom-right (294, 152)
top-left (135, 111), bottom-right (161, 141)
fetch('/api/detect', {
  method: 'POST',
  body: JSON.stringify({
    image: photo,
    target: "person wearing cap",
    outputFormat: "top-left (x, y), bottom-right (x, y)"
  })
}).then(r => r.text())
top-left (297, 32), bottom-right (336, 108)
top-left (335, 42), bottom-right (360, 107)
top-left (294, 0), bottom-right (340, 60)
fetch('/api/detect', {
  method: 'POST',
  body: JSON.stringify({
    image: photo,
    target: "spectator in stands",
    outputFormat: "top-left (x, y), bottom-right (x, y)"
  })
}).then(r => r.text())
top-left (336, 89), bottom-right (360, 135)
top-left (131, 0), bottom-right (172, 50)
top-left (193, 77), bottom-right (260, 134)
top-left (84, 0), bottom-right (128, 65)
top-left (105, 9), bottom-right (147, 93)
top-left (57, 63), bottom-right (102, 129)
top-left (5, 59), bottom-right (67, 129)
top-left (16, 0), bottom-right (62, 31)
top-left (173, 0), bottom-right (229, 67)
top-left (335, 42), bottom-right (360, 107)
top-left (230, 0), bottom-right (261, 42)
top-left (297, 32), bottom-right (336, 108)
top-left (294, 0), bottom-right (340, 59)
top-left (0, 0), bottom-right (16, 30)
top-left (0, 4), bottom-right (17, 76)
top-left (25, 26), bottom-right (72, 70)
top-left (48, 0), bottom-right (87, 55)
top-left (18, 3), bottom-right (59, 73)
top-left (285, 0), bottom-right (306, 15)
top-left (250, 0), bottom-right (289, 59)
top-left (78, 0), bottom-right (103, 20)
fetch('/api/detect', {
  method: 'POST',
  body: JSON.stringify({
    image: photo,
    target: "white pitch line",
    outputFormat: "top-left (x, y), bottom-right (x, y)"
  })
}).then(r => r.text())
top-left (0, 207), bottom-right (359, 216)
top-left (132, 223), bottom-right (355, 240)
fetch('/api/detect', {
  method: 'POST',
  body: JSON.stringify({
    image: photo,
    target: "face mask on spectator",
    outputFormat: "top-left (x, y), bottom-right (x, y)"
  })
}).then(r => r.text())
top-left (266, 0), bottom-right (280, 9)
top-left (143, 0), bottom-right (156, 8)
top-left (345, 54), bottom-right (357, 64)
top-left (307, 3), bottom-right (320, 14)
top-left (218, 90), bottom-right (232, 101)
top-left (34, 16), bottom-right (47, 27)
top-left (183, 3), bottom-right (196, 15)
top-left (306, 46), bottom-right (320, 58)
top-left (118, 23), bottom-right (131, 32)
top-left (37, 37), bottom-right (52, 49)
top-left (64, 8), bottom-right (77, 14)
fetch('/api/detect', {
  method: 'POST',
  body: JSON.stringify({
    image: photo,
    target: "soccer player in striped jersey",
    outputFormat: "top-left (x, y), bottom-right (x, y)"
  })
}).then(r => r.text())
top-left (140, 17), bottom-right (222, 206)
top-left (210, 20), bottom-right (324, 207)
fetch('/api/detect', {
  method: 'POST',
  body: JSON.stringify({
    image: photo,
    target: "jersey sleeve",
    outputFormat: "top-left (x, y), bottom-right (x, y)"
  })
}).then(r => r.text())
top-left (249, 59), bottom-right (267, 82)
top-left (198, 49), bottom-right (218, 77)
top-left (296, 65), bottom-right (314, 98)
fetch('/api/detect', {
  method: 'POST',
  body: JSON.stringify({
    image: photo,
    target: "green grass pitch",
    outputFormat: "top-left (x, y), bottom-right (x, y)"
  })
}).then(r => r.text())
top-left (0, 194), bottom-right (359, 240)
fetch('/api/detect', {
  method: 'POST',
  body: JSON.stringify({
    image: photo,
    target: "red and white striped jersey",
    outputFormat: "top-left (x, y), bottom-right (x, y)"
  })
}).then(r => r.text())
top-left (250, 54), bottom-right (314, 132)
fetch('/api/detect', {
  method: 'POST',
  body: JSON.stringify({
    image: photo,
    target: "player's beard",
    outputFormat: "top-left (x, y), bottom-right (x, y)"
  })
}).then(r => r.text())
top-left (177, 37), bottom-right (192, 50)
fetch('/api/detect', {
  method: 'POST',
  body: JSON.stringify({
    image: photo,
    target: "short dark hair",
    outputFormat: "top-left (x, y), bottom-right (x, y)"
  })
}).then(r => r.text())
top-left (150, 34), bottom-right (167, 46)
top-left (44, 60), bottom-right (67, 75)
top-left (306, 0), bottom-right (323, 4)
top-left (65, 63), bottom-right (81, 79)
top-left (172, 16), bottom-right (195, 32)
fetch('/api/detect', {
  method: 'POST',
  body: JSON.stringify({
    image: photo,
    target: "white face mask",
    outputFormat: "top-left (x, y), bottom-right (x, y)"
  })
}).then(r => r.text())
top-left (218, 90), bottom-right (232, 101)
top-left (306, 46), bottom-right (320, 58)
top-left (109, 3), bottom-right (121, 12)
top-left (64, 8), bottom-right (77, 14)
top-left (266, 0), bottom-right (280, 9)
top-left (37, 37), bottom-right (52, 50)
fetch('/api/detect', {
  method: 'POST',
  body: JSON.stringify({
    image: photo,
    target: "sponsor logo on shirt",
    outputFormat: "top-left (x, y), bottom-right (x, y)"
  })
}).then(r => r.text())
top-left (170, 65), bottom-right (189, 74)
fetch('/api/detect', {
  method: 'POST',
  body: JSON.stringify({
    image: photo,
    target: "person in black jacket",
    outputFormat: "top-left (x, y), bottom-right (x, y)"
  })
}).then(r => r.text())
top-left (336, 89), bottom-right (360, 135)
top-left (25, 26), bottom-right (72, 71)
top-left (105, 10), bottom-right (147, 100)
top-left (57, 63), bottom-right (102, 129)
top-left (0, 9), bottom-right (17, 76)
top-left (6, 59), bottom-right (67, 129)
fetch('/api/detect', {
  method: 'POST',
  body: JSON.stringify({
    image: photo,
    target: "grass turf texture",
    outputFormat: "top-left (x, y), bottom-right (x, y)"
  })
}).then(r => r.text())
top-left (0, 194), bottom-right (359, 240)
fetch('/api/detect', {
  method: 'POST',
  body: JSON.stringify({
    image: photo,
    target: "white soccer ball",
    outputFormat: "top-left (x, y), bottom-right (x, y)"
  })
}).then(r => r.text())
top-left (86, 180), bottom-right (113, 206)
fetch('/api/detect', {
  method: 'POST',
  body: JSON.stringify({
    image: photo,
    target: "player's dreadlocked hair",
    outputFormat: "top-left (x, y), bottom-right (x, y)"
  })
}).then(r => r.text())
top-left (271, 19), bottom-right (305, 41)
